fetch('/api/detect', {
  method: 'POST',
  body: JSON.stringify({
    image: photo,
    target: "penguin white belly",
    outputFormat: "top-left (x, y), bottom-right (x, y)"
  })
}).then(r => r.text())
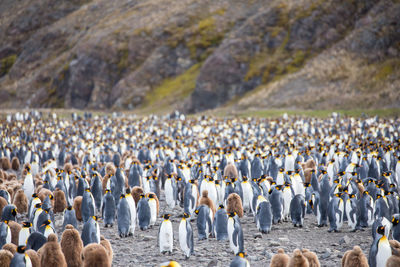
top-left (29, 198), bottom-right (41, 217)
top-left (345, 201), bottom-right (356, 229)
top-left (241, 182), bottom-right (252, 211)
top-left (208, 183), bottom-right (218, 207)
top-left (282, 189), bottom-right (292, 219)
top-left (179, 220), bottom-right (189, 256)
top-left (285, 155), bottom-right (294, 172)
top-left (165, 179), bottom-right (175, 209)
top-left (316, 204), bottom-right (321, 225)
top-left (293, 177), bottom-right (304, 197)
top-left (25, 254), bottom-right (33, 267)
top-left (96, 222), bottom-right (100, 243)
top-left (215, 185), bottom-right (222, 206)
top-left (6, 226), bottom-right (11, 244)
top-left (19, 228), bottom-right (30, 246)
top-left (44, 226), bottom-right (54, 238)
top-left (227, 218), bottom-right (237, 253)
top-left (143, 179), bottom-right (150, 195)
top-left (127, 196), bottom-right (137, 233)
top-left (336, 200), bottom-right (344, 229)
top-left (376, 237), bottom-right (391, 267)
top-left (276, 173), bottom-right (285, 185)
top-left (23, 176), bottom-right (34, 201)
top-left (149, 199), bottom-right (157, 226)
top-left (31, 162), bottom-right (39, 176)
top-left (159, 221), bottom-right (173, 253)
top-left (33, 210), bottom-right (42, 231)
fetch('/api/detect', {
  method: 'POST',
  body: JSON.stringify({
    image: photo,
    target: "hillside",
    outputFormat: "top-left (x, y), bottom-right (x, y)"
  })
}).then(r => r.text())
top-left (0, 0), bottom-right (399, 113)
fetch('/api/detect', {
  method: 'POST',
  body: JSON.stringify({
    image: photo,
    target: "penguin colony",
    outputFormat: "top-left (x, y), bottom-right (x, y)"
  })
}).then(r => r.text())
top-left (0, 111), bottom-right (399, 266)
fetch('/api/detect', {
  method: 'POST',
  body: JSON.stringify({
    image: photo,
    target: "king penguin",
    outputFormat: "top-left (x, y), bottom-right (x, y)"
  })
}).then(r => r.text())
top-left (179, 212), bottom-right (194, 258)
top-left (0, 220), bottom-right (11, 248)
top-left (195, 205), bottom-right (213, 240)
top-left (102, 189), bottom-right (116, 227)
top-left (328, 193), bottom-right (344, 232)
top-left (62, 206), bottom-right (78, 230)
top-left (159, 214), bottom-right (173, 254)
top-left (81, 216), bottom-right (100, 246)
top-left (18, 222), bottom-right (32, 246)
top-left (256, 200), bottom-right (273, 233)
top-left (10, 246), bottom-right (32, 267)
top-left (137, 194), bottom-right (151, 230)
top-left (81, 188), bottom-right (95, 222)
top-left (290, 194), bottom-right (306, 227)
top-left (117, 194), bottom-right (131, 237)
top-left (227, 212), bottom-right (244, 255)
top-left (214, 204), bottom-right (228, 241)
top-left (369, 225), bottom-right (392, 267)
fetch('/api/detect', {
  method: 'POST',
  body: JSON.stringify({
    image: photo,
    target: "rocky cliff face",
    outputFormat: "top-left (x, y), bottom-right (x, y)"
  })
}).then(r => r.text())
top-left (0, 0), bottom-right (399, 112)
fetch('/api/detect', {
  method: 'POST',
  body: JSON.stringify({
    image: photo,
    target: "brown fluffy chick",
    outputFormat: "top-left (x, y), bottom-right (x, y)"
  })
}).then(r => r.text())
top-left (0, 249), bottom-right (13, 267)
top-left (288, 249), bottom-right (309, 267)
top-left (60, 225), bottom-right (83, 267)
top-left (226, 193), bottom-right (243, 218)
top-left (100, 235), bottom-right (113, 266)
top-left (270, 248), bottom-right (290, 267)
top-left (301, 249), bottom-right (320, 267)
top-left (199, 190), bottom-right (216, 217)
top-left (39, 233), bottom-right (67, 267)
top-left (341, 246), bottom-right (368, 267)
top-left (81, 243), bottom-right (110, 267)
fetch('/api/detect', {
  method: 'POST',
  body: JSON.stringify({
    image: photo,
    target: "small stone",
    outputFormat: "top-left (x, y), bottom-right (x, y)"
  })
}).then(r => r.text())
top-left (207, 260), bottom-right (218, 267)
top-left (253, 233), bottom-right (262, 239)
top-left (339, 235), bottom-right (351, 245)
top-left (269, 241), bottom-right (281, 247)
top-left (278, 237), bottom-right (289, 242)
top-left (263, 251), bottom-right (273, 259)
top-left (331, 243), bottom-right (339, 246)
top-left (248, 256), bottom-right (258, 262)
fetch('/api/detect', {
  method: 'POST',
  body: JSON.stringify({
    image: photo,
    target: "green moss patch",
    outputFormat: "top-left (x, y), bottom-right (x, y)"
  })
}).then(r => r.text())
top-left (0, 54), bottom-right (17, 77)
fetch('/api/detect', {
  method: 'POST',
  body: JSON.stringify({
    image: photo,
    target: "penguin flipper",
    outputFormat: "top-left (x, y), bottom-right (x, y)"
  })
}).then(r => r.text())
top-left (232, 226), bottom-right (239, 247)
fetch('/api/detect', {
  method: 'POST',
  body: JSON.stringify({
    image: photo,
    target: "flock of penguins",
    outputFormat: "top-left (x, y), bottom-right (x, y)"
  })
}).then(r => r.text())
top-left (0, 111), bottom-right (400, 267)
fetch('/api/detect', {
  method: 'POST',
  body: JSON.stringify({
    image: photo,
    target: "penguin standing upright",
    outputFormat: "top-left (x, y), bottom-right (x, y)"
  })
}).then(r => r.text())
top-left (148, 193), bottom-right (157, 227)
top-left (1, 204), bottom-right (17, 221)
top-left (256, 200), bottom-right (273, 233)
top-left (359, 191), bottom-right (374, 228)
top-left (0, 221), bottom-right (11, 248)
top-left (195, 205), bottom-right (213, 240)
top-left (328, 193), bottom-right (344, 232)
top-left (10, 246), bottom-right (33, 267)
top-left (159, 214), bottom-right (173, 254)
top-left (269, 186), bottom-right (283, 224)
top-left (81, 188), bottom-right (95, 222)
top-left (126, 188), bottom-right (137, 234)
top-left (319, 171), bottom-right (331, 227)
top-left (18, 222), bottom-right (32, 246)
top-left (62, 206), bottom-right (78, 230)
top-left (28, 194), bottom-right (41, 219)
top-left (81, 216), bottom-right (100, 246)
top-left (290, 194), bottom-right (306, 227)
top-left (22, 166), bottom-right (35, 202)
top-left (241, 177), bottom-right (253, 213)
top-left (102, 190), bottom-right (116, 227)
top-left (38, 219), bottom-right (56, 238)
top-left (165, 175), bottom-right (177, 209)
top-left (392, 214), bottom-right (400, 241)
top-left (344, 193), bottom-right (359, 231)
top-left (369, 225), bottom-right (392, 267)
top-left (91, 173), bottom-right (103, 212)
top-left (227, 212), bottom-right (244, 255)
top-left (184, 180), bottom-right (198, 217)
top-left (179, 212), bottom-right (194, 259)
top-left (214, 205), bottom-right (228, 241)
top-left (117, 194), bottom-right (131, 237)
top-left (137, 194), bottom-right (151, 230)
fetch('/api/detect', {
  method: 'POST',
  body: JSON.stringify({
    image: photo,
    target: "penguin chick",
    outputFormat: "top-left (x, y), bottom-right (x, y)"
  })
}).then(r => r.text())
top-left (37, 188), bottom-right (54, 205)
top-left (131, 186), bottom-right (144, 206)
top-left (105, 163), bottom-right (116, 177)
top-left (61, 225), bottom-right (83, 267)
top-left (341, 246), bottom-right (368, 267)
top-left (301, 249), bottom-right (320, 267)
top-left (8, 220), bottom-right (21, 245)
top-left (100, 235), bottom-right (113, 266)
top-left (39, 233), bottom-right (67, 267)
top-left (26, 249), bottom-right (40, 267)
top-left (227, 193), bottom-right (243, 218)
top-left (0, 197), bottom-right (7, 218)
top-left (81, 243), bottom-right (110, 267)
top-left (199, 190), bottom-right (216, 218)
top-left (2, 157), bottom-right (11, 171)
top-left (288, 249), bottom-right (309, 267)
top-left (73, 196), bottom-right (83, 221)
top-left (0, 249), bottom-right (13, 267)
top-left (11, 157), bottom-right (20, 172)
top-left (13, 189), bottom-right (28, 214)
top-left (2, 243), bottom-right (17, 255)
top-left (224, 163), bottom-right (239, 180)
top-left (270, 248), bottom-right (290, 267)
top-left (54, 188), bottom-right (67, 213)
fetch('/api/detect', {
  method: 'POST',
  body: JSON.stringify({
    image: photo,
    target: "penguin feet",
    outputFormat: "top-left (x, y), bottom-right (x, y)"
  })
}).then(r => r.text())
top-left (128, 232), bottom-right (133, 236)
top-left (298, 225), bottom-right (303, 228)
top-left (327, 229), bottom-right (333, 233)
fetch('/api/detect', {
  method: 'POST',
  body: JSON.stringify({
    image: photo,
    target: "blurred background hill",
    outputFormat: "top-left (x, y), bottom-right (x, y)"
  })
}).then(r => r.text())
top-left (0, 0), bottom-right (399, 114)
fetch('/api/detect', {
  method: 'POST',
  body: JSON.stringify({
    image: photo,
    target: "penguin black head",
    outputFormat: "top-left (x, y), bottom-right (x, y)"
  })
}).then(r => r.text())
top-left (85, 188), bottom-right (91, 192)
top-left (148, 194), bottom-right (154, 199)
top-left (227, 212), bottom-right (236, 217)
top-left (120, 194), bottom-right (126, 199)
top-left (92, 216), bottom-right (98, 221)
top-left (11, 208), bottom-right (17, 216)
top-left (41, 220), bottom-right (51, 227)
top-left (303, 182), bottom-right (311, 188)
top-left (125, 188), bottom-right (131, 194)
top-left (334, 193), bottom-right (343, 198)
top-left (22, 222), bottom-right (32, 227)
top-left (17, 246), bottom-right (27, 254)
top-left (67, 206), bottom-right (73, 211)
top-left (163, 214), bottom-right (171, 220)
top-left (349, 194), bottom-right (356, 199)
top-left (376, 225), bottom-right (385, 235)
top-left (183, 213), bottom-right (190, 219)
top-left (49, 194), bottom-right (54, 200)
top-left (35, 203), bottom-right (42, 208)
top-left (32, 193), bottom-right (38, 198)
top-left (218, 204), bottom-right (224, 210)
top-left (139, 194), bottom-right (145, 199)
top-left (392, 217), bottom-right (399, 226)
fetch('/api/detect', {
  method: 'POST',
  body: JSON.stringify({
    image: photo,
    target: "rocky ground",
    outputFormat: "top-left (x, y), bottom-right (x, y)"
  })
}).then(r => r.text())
top-left (32, 192), bottom-right (373, 267)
